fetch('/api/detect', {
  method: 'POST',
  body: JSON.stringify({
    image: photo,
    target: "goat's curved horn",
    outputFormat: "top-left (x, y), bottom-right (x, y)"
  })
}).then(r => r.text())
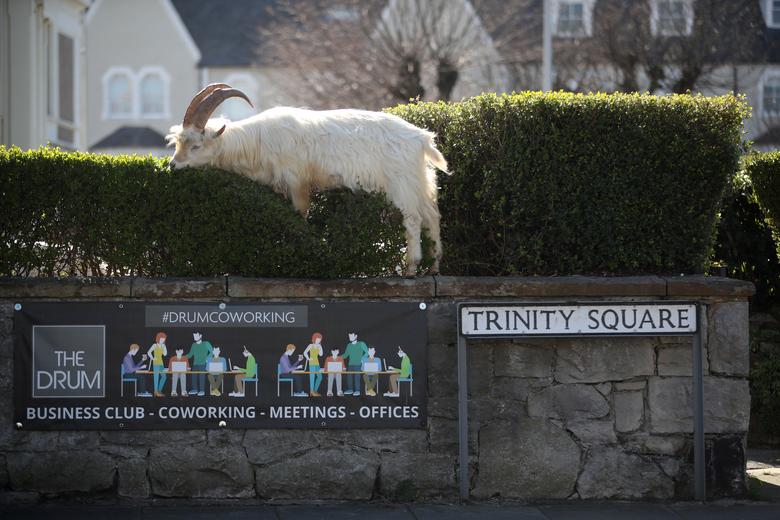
top-left (182, 83), bottom-right (231, 126)
top-left (190, 88), bottom-right (254, 131)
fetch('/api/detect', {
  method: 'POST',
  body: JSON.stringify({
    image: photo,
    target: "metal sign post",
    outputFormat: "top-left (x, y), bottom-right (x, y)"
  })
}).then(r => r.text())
top-left (456, 301), bottom-right (705, 502)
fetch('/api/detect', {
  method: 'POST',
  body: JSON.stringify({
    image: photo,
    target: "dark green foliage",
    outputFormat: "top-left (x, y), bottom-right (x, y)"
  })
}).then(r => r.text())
top-left (713, 169), bottom-right (780, 307)
top-left (389, 92), bottom-right (748, 275)
top-left (0, 147), bottom-right (405, 278)
top-left (751, 352), bottom-right (780, 438)
top-left (1, 92), bottom-right (747, 278)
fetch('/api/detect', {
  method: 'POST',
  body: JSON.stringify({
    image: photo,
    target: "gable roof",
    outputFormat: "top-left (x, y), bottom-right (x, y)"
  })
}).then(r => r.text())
top-left (170, 0), bottom-right (280, 67)
top-left (91, 126), bottom-right (168, 150)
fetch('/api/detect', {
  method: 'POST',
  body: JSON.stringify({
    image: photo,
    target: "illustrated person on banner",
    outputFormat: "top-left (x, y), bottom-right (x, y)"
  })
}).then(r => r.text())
top-left (279, 343), bottom-right (307, 397)
top-left (122, 343), bottom-right (152, 397)
top-left (385, 346), bottom-right (411, 397)
top-left (325, 348), bottom-right (346, 397)
top-left (304, 332), bottom-right (325, 397)
top-left (168, 348), bottom-right (191, 397)
top-left (147, 332), bottom-right (168, 397)
top-left (361, 346), bottom-right (382, 397)
top-left (342, 332), bottom-right (368, 396)
top-left (186, 331), bottom-right (213, 397)
top-left (207, 346), bottom-right (228, 396)
top-left (230, 345), bottom-right (257, 397)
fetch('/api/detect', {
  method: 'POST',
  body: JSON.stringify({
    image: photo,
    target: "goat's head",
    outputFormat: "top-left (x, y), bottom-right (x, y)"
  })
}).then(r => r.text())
top-left (167, 83), bottom-right (253, 169)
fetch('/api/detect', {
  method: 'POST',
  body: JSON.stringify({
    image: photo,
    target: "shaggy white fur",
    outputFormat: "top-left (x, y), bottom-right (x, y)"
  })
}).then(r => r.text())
top-left (168, 107), bottom-right (449, 275)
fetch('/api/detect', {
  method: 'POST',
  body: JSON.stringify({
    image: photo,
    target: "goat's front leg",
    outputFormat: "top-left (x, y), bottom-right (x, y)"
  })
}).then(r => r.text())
top-left (288, 181), bottom-right (311, 218)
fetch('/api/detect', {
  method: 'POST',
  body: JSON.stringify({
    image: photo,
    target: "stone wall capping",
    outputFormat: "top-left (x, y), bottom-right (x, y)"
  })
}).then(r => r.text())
top-left (131, 277), bottom-right (227, 299)
top-left (664, 275), bottom-right (755, 298)
top-left (227, 276), bottom-right (436, 298)
top-left (435, 275), bottom-right (668, 298)
top-left (0, 277), bottom-right (132, 299)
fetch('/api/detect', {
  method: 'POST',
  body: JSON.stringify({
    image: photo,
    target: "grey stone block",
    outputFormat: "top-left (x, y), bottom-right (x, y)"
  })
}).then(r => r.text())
top-left (565, 419), bottom-right (617, 445)
top-left (615, 380), bottom-right (647, 391)
top-left (577, 447), bottom-right (674, 499)
top-left (254, 447), bottom-right (379, 500)
top-left (427, 301), bottom-right (456, 344)
top-left (528, 384), bottom-right (609, 421)
top-left (379, 452), bottom-right (456, 498)
top-left (474, 419), bottom-right (580, 499)
top-left (494, 343), bottom-right (554, 378)
top-left (658, 345), bottom-right (709, 376)
top-left (555, 338), bottom-right (655, 383)
top-left (244, 430), bottom-right (321, 466)
top-left (708, 302), bottom-right (749, 376)
top-left (99, 430), bottom-right (205, 446)
top-left (428, 343), bottom-right (458, 398)
top-left (118, 458), bottom-right (150, 498)
top-left (467, 343), bottom-right (493, 396)
top-left (490, 377), bottom-right (533, 402)
top-left (0, 491), bottom-right (40, 505)
top-left (614, 391), bottom-right (644, 433)
top-left (57, 431), bottom-right (101, 450)
top-left (228, 276), bottom-right (435, 298)
top-left (7, 450), bottom-right (115, 494)
top-left (206, 429), bottom-right (246, 447)
top-left (131, 277), bottom-right (225, 298)
top-left (648, 377), bottom-right (750, 434)
top-left (148, 445), bottom-right (253, 498)
top-left (0, 277), bottom-right (132, 298)
top-left (0, 453), bottom-right (7, 489)
top-left (428, 416), bottom-right (458, 454)
top-left (621, 433), bottom-right (686, 456)
top-left (334, 429), bottom-right (429, 454)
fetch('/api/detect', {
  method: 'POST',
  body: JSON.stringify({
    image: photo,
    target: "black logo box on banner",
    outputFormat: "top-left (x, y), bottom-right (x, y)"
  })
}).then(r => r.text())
top-left (13, 302), bottom-right (427, 430)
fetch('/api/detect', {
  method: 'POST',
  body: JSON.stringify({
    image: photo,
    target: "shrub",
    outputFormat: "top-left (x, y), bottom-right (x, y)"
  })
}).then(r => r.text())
top-left (0, 146), bottom-right (405, 278)
top-left (389, 92), bottom-right (748, 275)
top-left (0, 92), bottom-right (747, 278)
top-left (713, 168), bottom-right (780, 307)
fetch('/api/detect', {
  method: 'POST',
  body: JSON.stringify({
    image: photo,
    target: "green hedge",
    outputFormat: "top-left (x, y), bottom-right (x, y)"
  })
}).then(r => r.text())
top-left (714, 167), bottom-right (780, 307)
top-left (389, 92), bottom-right (747, 275)
top-left (1, 92), bottom-right (747, 278)
top-left (749, 151), bottom-right (780, 240)
top-left (0, 147), bottom-right (405, 277)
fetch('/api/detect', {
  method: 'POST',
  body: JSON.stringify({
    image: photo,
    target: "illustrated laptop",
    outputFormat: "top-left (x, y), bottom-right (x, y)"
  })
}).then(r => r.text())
top-left (171, 361), bottom-right (187, 372)
top-left (208, 361), bottom-right (224, 373)
top-left (363, 361), bottom-right (380, 373)
top-left (327, 361), bottom-right (343, 373)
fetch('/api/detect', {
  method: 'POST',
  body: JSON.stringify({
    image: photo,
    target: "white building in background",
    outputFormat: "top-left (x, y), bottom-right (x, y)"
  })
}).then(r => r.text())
top-left (0, 0), bottom-right (90, 151)
top-left (3, 0), bottom-right (780, 154)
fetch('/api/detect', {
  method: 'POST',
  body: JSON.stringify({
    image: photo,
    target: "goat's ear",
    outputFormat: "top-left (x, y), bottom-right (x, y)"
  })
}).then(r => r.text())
top-left (215, 124), bottom-right (226, 137)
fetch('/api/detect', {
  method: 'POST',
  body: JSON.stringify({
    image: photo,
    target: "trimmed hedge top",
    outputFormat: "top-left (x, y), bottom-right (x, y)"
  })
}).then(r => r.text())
top-left (388, 91), bottom-right (748, 276)
top-left (1, 91), bottom-right (747, 278)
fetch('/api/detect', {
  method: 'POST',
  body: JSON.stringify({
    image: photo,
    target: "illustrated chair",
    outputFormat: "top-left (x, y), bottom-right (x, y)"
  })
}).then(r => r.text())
top-left (399, 363), bottom-right (413, 396)
top-left (244, 366), bottom-right (259, 397)
top-left (120, 364), bottom-right (137, 397)
top-left (277, 363), bottom-right (293, 396)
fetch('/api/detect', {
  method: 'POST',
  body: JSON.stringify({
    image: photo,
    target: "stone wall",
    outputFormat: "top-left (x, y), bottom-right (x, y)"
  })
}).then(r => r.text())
top-left (0, 275), bottom-right (753, 504)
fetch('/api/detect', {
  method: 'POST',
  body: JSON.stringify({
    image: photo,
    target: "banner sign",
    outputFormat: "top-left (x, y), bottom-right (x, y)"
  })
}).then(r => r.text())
top-left (460, 302), bottom-right (697, 337)
top-left (14, 302), bottom-right (427, 430)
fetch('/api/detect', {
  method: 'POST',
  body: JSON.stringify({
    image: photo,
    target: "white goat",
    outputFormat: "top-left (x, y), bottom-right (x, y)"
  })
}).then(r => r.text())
top-left (167, 83), bottom-right (449, 275)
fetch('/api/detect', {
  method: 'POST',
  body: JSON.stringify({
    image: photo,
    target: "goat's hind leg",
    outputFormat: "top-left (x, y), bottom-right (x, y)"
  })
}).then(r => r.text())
top-left (402, 213), bottom-right (423, 277)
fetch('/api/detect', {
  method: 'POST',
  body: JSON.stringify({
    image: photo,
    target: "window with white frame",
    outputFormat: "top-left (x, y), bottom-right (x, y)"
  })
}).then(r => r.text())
top-left (219, 74), bottom-right (257, 122)
top-left (651, 0), bottom-right (693, 36)
top-left (553, 0), bottom-right (593, 38)
top-left (557, 2), bottom-right (584, 35)
top-left (763, 74), bottom-right (780, 116)
top-left (139, 70), bottom-right (167, 117)
top-left (105, 70), bottom-right (133, 117)
top-left (102, 67), bottom-right (169, 119)
top-left (768, 0), bottom-right (780, 28)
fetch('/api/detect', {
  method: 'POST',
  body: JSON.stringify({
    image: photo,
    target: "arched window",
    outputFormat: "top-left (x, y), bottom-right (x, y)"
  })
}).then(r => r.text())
top-left (220, 74), bottom-right (258, 121)
top-left (140, 72), bottom-right (166, 117)
top-left (105, 69), bottom-right (133, 118)
top-left (763, 74), bottom-right (780, 116)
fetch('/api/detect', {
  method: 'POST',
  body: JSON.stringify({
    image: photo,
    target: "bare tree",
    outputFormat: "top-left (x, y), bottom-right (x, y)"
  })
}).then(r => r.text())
top-left (581, 0), bottom-right (769, 94)
top-left (262, 0), bottom-right (532, 109)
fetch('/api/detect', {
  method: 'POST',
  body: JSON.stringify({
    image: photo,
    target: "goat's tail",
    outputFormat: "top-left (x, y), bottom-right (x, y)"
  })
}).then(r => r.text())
top-left (424, 134), bottom-right (450, 174)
